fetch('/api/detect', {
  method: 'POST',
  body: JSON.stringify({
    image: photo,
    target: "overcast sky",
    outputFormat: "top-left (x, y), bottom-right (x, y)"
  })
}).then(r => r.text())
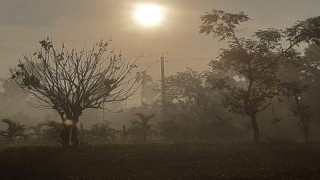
top-left (1, 0), bottom-right (320, 79)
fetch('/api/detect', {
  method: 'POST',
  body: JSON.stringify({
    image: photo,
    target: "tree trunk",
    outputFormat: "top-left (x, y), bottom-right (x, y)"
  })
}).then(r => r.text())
top-left (250, 115), bottom-right (260, 144)
top-left (60, 118), bottom-right (79, 148)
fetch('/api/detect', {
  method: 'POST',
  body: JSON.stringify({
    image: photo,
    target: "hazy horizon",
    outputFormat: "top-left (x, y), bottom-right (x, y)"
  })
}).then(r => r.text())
top-left (1, 0), bottom-right (320, 80)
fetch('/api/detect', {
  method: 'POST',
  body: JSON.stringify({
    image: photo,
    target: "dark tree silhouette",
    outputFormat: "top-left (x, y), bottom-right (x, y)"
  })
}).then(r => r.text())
top-left (10, 38), bottom-right (140, 148)
top-left (290, 85), bottom-right (312, 143)
top-left (200, 10), bottom-right (320, 143)
top-left (304, 44), bottom-right (320, 80)
top-left (165, 68), bottom-right (231, 123)
top-left (0, 119), bottom-right (27, 142)
top-left (29, 122), bottom-right (45, 139)
top-left (137, 71), bottom-right (159, 106)
top-left (127, 113), bottom-right (155, 142)
top-left (278, 50), bottom-right (314, 143)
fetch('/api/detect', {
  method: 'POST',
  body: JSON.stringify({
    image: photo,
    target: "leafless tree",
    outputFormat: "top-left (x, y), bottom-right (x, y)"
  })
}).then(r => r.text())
top-left (11, 38), bottom-right (140, 148)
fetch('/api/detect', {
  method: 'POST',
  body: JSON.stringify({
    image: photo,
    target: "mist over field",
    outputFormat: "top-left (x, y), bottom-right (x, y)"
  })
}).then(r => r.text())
top-left (1, 0), bottom-right (320, 179)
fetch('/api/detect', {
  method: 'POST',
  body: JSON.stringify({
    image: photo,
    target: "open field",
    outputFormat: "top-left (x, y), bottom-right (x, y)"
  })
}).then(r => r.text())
top-left (1, 143), bottom-right (320, 179)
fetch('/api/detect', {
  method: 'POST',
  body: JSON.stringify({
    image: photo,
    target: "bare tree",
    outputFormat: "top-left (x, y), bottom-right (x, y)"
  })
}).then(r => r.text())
top-left (11, 38), bottom-right (140, 148)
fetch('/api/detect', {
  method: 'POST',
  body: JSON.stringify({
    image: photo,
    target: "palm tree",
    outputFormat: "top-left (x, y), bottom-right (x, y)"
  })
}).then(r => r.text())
top-left (0, 119), bottom-right (27, 142)
top-left (128, 113), bottom-right (155, 142)
top-left (29, 123), bottom-right (45, 139)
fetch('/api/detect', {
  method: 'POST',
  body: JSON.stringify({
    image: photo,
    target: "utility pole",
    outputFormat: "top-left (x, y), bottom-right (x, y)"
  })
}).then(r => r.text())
top-left (161, 55), bottom-right (166, 120)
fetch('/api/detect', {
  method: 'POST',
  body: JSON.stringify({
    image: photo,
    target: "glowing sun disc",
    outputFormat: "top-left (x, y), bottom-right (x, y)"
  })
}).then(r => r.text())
top-left (133, 4), bottom-right (165, 27)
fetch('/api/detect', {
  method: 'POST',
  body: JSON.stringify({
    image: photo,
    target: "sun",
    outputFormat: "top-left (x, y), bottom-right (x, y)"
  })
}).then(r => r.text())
top-left (133, 3), bottom-right (165, 27)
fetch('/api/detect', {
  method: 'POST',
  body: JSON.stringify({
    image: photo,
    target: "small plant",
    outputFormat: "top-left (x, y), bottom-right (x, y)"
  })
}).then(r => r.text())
top-left (89, 121), bottom-right (120, 142)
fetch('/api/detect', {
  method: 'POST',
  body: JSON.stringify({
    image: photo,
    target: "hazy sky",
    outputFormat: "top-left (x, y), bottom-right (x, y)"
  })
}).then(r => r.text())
top-left (1, 0), bottom-right (320, 79)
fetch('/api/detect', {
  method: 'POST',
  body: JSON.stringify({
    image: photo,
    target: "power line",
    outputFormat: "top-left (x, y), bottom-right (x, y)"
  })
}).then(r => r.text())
top-left (168, 56), bottom-right (215, 62)
top-left (137, 56), bottom-right (215, 64)
top-left (144, 49), bottom-right (219, 57)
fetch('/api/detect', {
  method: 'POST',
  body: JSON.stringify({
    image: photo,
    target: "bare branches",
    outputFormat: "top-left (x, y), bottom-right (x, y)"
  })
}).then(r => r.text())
top-left (10, 38), bottom-right (139, 120)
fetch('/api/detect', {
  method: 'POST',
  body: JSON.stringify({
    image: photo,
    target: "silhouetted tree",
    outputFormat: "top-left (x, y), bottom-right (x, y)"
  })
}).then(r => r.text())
top-left (0, 119), bottom-right (27, 142)
top-left (127, 113), bottom-right (155, 142)
top-left (137, 71), bottom-right (159, 106)
top-left (304, 44), bottom-right (320, 83)
top-left (290, 85), bottom-right (312, 142)
top-left (29, 122), bottom-right (45, 139)
top-left (305, 44), bottom-right (320, 65)
top-left (277, 51), bottom-right (314, 142)
top-left (200, 10), bottom-right (320, 143)
top-left (10, 38), bottom-right (139, 148)
top-left (158, 69), bottom-right (240, 141)
top-left (166, 68), bottom-right (231, 122)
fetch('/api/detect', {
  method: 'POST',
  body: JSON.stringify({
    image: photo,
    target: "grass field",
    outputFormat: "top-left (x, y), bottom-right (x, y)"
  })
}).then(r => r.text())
top-left (1, 143), bottom-right (320, 179)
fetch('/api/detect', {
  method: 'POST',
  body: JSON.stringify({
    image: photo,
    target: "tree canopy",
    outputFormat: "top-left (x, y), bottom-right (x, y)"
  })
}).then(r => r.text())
top-left (200, 9), bottom-right (320, 143)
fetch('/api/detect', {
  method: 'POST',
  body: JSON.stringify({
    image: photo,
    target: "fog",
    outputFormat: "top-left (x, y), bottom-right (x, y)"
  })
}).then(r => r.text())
top-left (1, 1), bottom-right (320, 179)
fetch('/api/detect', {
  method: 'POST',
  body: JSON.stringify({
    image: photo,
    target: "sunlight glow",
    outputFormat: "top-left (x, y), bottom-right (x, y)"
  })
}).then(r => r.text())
top-left (64, 119), bottom-right (73, 126)
top-left (133, 3), bottom-right (165, 27)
